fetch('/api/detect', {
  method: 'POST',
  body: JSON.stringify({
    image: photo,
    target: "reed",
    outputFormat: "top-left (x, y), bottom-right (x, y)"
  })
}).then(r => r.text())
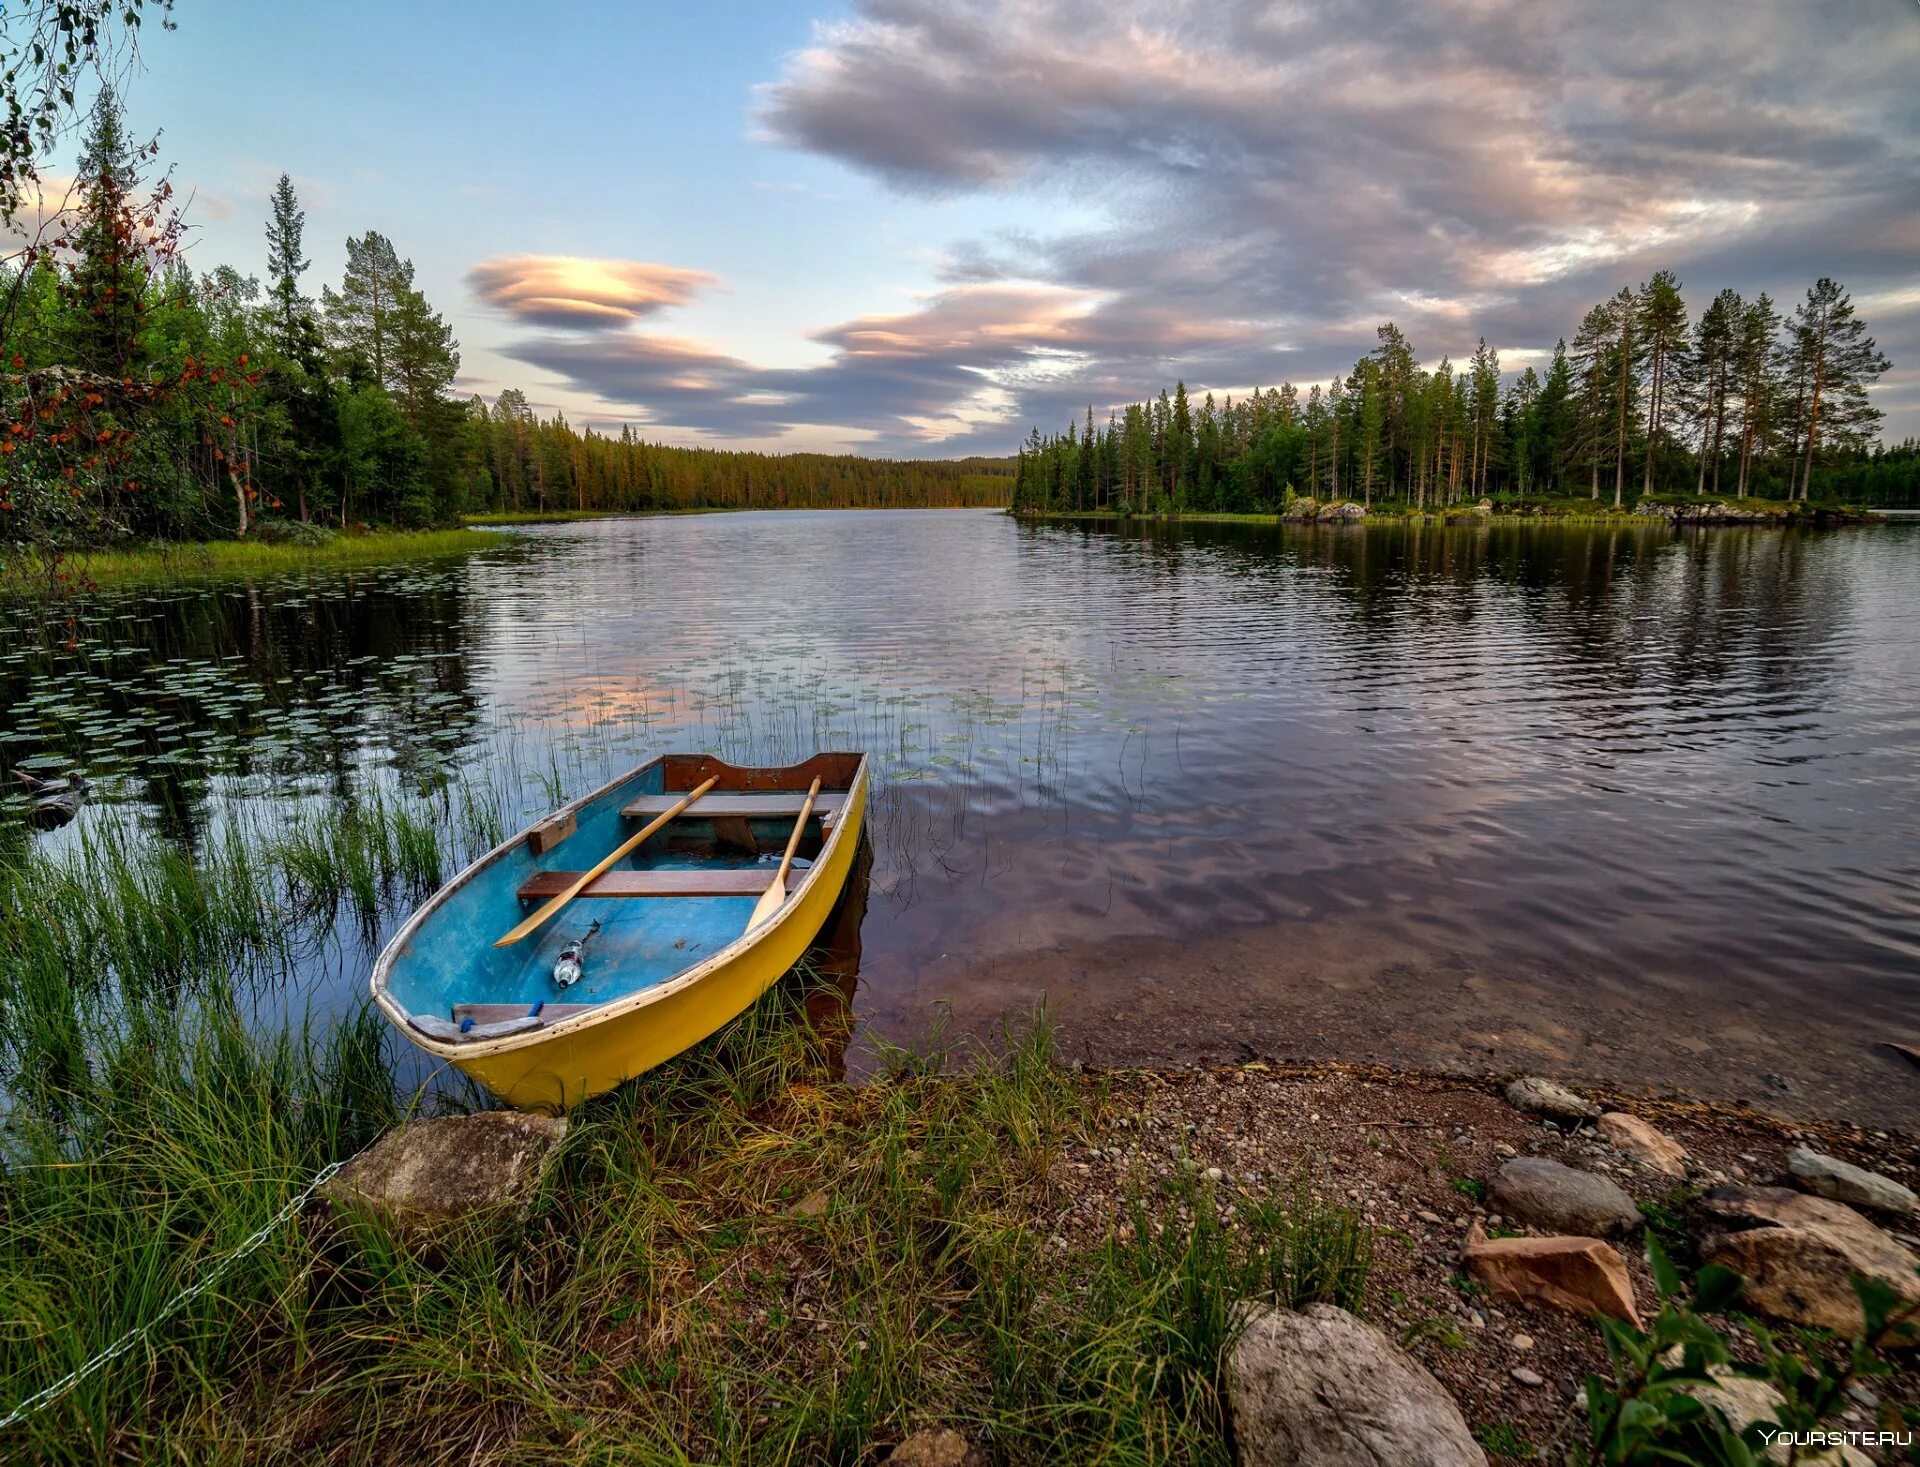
top-left (0, 752), bottom-right (1369, 1462)
top-left (0, 529), bottom-right (503, 592)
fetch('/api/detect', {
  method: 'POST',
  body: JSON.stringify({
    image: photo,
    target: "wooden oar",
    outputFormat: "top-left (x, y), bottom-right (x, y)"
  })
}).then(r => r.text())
top-left (494, 776), bottom-right (718, 948)
top-left (747, 777), bottom-right (822, 932)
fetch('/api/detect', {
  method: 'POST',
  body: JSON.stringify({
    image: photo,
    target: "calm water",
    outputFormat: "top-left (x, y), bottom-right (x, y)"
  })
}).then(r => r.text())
top-left (5, 512), bottom-right (1919, 1122)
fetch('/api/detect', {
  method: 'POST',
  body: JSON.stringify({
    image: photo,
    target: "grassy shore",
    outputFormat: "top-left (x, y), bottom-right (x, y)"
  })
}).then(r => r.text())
top-left (1, 528), bottom-right (505, 591)
top-left (3, 792), bottom-right (1914, 1461)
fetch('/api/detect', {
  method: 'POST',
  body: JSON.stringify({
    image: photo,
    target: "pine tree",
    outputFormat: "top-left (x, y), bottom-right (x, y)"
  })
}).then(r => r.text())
top-left (1682, 289), bottom-right (1740, 496)
top-left (1468, 337), bottom-right (1501, 494)
top-left (1734, 294), bottom-right (1780, 498)
top-left (323, 231), bottom-right (408, 385)
top-left (1569, 304), bottom-right (1617, 499)
top-left (1783, 279), bottom-right (1890, 500)
top-left (1608, 287), bottom-right (1640, 506)
top-left (1533, 341), bottom-right (1576, 491)
top-left (1636, 270), bottom-right (1688, 493)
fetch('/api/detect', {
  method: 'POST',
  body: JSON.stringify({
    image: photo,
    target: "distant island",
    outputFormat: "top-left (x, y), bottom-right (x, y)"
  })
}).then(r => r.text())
top-left (1011, 276), bottom-right (1915, 518)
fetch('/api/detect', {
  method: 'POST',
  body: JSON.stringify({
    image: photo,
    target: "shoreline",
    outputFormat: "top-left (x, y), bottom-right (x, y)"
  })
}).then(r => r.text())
top-left (0, 527), bottom-right (505, 590)
top-left (1016, 498), bottom-right (1887, 528)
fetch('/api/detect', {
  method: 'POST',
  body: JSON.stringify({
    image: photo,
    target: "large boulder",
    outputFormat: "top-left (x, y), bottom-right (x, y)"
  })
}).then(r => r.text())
top-left (1597, 1113), bottom-right (1688, 1177)
top-left (1693, 1186), bottom-right (1920, 1335)
top-left (1321, 500), bottom-right (1368, 521)
top-left (1228, 1303), bottom-right (1485, 1466)
top-left (1280, 496), bottom-right (1321, 521)
top-left (1786, 1148), bottom-right (1916, 1216)
top-left (321, 1111), bottom-right (568, 1244)
top-left (1490, 1157), bottom-right (1642, 1239)
top-left (1462, 1224), bottom-right (1640, 1325)
top-left (1504, 1076), bottom-right (1600, 1125)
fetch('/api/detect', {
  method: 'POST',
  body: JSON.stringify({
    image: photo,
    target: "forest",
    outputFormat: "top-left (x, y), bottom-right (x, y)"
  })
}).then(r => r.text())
top-left (1010, 275), bottom-right (1915, 515)
top-left (0, 94), bottom-right (1011, 551)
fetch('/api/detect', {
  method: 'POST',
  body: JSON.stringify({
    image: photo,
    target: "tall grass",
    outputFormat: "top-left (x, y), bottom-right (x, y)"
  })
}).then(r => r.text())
top-left (0, 528), bottom-right (503, 593)
top-left (0, 769), bottom-right (1374, 1462)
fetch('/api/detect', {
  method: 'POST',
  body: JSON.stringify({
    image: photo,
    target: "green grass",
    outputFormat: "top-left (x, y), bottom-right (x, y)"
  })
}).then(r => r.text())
top-left (0, 787), bottom-right (1379, 1463)
top-left (0, 528), bottom-right (504, 590)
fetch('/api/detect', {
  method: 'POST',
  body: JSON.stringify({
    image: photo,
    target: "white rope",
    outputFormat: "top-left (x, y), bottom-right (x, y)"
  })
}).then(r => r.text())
top-left (0, 1158), bottom-right (347, 1436)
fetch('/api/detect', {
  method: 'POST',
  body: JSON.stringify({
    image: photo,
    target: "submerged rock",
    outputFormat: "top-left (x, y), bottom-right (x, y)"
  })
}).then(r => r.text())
top-left (1598, 1112), bottom-right (1689, 1177)
top-left (1228, 1303), bottom-right (1485, 1466)
top-left (1462, 1223), bottom-right (1640, 1324)
top-left (1504, 1076), bottom-right (1599, 1125)
top-left (1786, 1147), bottom-right (1916, 1216)
top-left (321, 1111), bottom-right (568, 1242)
top-left (1693, 1186), bottom-right (1920, 1334)
top-left (1490, 1157), bottom-right (1642, 1239)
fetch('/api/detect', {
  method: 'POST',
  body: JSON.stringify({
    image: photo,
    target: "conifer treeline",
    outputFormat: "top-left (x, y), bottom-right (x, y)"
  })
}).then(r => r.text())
top-left (0, 97), bottom-right (1011, 548)
top-left (1012, 272), bottom-right (1913, 514)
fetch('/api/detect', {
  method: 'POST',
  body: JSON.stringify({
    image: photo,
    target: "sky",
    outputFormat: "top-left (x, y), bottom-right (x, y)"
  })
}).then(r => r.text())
top-left (84, 0), bottom-right (1920, 454)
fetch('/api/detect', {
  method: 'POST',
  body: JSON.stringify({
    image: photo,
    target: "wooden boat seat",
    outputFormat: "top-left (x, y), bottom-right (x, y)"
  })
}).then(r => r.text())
top-left (620, 791), bottom-right (846, 821)
top-left (514, 868), bottom-right (783, 901)
top-left (453, 1002), bottom-right (598, 1025)
top-left (409, 1001), bottom-right (601, 1044)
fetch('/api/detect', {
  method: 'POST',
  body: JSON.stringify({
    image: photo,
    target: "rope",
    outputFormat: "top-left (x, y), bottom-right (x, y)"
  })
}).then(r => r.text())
top-left (0, 1158), bottom-right (347, 1436)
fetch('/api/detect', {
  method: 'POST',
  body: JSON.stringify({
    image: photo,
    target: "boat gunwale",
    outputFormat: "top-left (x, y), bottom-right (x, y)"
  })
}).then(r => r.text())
top-left (369, 752), bottom-right (868, 1062)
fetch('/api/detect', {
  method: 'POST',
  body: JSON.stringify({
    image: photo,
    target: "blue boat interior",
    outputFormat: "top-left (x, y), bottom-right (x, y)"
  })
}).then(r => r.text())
top-left (383, 757), bottom-right (848, 1036)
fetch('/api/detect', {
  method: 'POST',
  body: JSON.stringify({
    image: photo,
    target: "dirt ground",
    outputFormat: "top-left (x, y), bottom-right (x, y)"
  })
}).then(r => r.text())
top-left (1052, 1059), bottom-right (1920, 1463)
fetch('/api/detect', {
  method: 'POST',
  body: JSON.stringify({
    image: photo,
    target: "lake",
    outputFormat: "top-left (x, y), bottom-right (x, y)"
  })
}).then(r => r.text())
top-left (5, 510), bottom-right (1918, 1124)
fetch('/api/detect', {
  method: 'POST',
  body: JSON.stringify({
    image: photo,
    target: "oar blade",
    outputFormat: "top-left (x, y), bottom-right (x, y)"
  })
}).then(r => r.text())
top-left (746, 876), bottom-right (785, 932)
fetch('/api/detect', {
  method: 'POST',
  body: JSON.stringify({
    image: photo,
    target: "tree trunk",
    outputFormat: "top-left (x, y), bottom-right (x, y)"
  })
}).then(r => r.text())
top-left (1798, 342), bottom-right (1824, 502)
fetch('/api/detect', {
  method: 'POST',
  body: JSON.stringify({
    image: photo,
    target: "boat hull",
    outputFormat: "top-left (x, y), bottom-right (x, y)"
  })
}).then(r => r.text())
top-left (372, 753), bottom-right (868, 1112)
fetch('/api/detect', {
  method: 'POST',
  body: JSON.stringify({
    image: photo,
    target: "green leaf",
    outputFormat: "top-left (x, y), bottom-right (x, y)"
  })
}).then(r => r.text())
top-left (1692, 1264), bottom-right (1744, 1314)
top-left (1648, 1235), bottom-right (1682, 1299)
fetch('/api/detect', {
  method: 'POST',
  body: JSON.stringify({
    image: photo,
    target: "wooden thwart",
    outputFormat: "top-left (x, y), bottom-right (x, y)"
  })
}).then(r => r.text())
top-left (516, 869), bottom-right (778, 901)
top-left (453, 1002), bottom-right (598, 1025)
top-left (620, 791), bottom-right (845, 820)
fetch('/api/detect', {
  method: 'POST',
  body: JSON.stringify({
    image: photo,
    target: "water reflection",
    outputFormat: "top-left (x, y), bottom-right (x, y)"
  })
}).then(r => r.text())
top-left (3, 514), bottom-right (1917, 1121)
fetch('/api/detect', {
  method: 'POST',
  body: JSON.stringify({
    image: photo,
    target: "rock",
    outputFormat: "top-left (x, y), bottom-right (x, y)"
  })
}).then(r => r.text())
top-left (1462, 1224), bottom-right (1641, 1325)
top-left (1228, 1303), bottom-right (1486, 1466)
top-left (1321, 499), bottom-right (1368, 521)
top-left (1504, 1077), bottom-right (1600, 1126)
top-left (321, 1112), bottom-right (567, 1244)
top-left (1597, 1113), bottom-right (1688, 1177)
top-left (1786, 1147), bottom-right (1916, 1216)
top-left (886, 1428), bottom-right (986, 1467)
top-left (1490, 1158), bottom-right (1642, 1239)
top-left (1510, 1366), bottom-right (1543, 1387)
top-left (1693, 1186), bottom-right (1920, 1334)
top-left (790, 1188), bottom-right (831, 1217)
top-left (1280, 496), bottom-right (1321, 521)
top-left (1657, 1349), bottom-right (1870, 1465)
top-left (1510, 1333), bottom-right (1534, 1351)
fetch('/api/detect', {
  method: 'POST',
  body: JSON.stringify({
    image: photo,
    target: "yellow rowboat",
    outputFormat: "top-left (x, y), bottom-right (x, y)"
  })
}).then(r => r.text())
top-left (371, 752), bottom-right (869, 1111)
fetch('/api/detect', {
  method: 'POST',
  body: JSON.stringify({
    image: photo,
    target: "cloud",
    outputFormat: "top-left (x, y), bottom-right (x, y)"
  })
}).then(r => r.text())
top-left (478, 1), bottom-right (1920, 449)
top-left (468, 255), bottom-right (722, 330)
top-left (750, 0), bottom-right (1920, 443)
top-left (491, 274), bottom-right (1266, 449)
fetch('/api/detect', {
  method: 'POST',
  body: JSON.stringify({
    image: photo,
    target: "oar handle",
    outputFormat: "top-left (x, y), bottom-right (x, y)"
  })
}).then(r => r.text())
top-left (747, 777), bottom-right (823, 931)
top-left (494, 776), bottom-right (718, 948)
